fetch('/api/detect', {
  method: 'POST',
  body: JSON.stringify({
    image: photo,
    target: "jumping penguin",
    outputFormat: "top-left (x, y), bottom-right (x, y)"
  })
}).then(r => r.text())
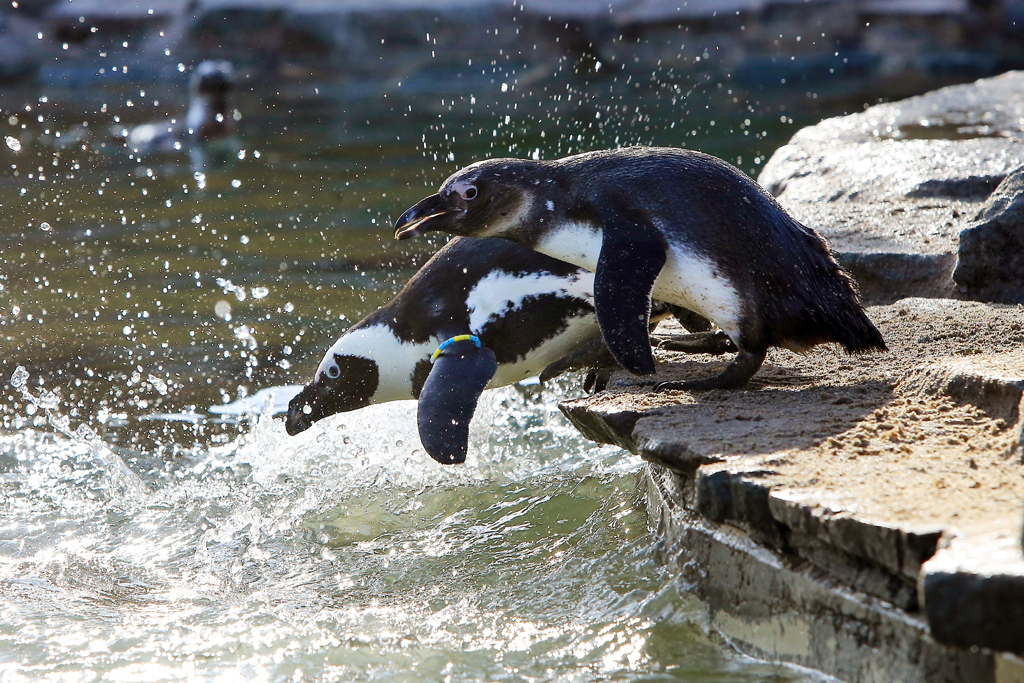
top-left (285, 237), bottom-right (602, 464)
top-left (393, 147), bottom-right (887, 390)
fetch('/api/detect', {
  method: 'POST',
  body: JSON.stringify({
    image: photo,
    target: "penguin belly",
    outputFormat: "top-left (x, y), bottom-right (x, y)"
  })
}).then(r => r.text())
top-left (487, 314), bottom-right (601, 387)
top-left (463, 265), bottom-right (600, 386)
top-left (533, 221), bottom-right (743, 343)
top-left (652, 243), bottom-right (742, 343)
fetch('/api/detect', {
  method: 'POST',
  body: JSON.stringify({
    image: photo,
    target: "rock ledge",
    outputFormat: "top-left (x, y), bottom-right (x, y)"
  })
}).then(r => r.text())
top-left (561, 298), bottom-right (1024, 679)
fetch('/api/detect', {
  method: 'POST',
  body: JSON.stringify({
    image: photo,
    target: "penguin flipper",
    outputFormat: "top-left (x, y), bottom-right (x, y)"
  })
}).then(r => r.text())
top-left (417, 343), bottom-right (498, 464)
top-left (655, 331), bottom-right (737, 355)
top-left (593, 202), bottom-right (667, 376)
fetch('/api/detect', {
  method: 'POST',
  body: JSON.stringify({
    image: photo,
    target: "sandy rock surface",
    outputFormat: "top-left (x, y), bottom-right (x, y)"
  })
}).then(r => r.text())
top-left (562, 296), bottom-right (1024, 537)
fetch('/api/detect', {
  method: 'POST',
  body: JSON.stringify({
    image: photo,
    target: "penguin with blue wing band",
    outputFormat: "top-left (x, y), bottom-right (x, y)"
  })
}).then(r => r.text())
top-left (286, 236), bottom-right (731, 463)
top-left (285, 237), bottom-right (601, 464)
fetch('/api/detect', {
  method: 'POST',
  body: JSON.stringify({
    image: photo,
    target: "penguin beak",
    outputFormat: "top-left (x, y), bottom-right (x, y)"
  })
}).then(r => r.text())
top-left (394, 194), bottom-right (452, 240)
top-left (285, 384), bottom-right (319, 435)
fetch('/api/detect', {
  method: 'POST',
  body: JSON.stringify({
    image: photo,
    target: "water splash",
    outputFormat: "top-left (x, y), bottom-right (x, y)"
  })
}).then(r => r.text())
top-left (8, 365), bottom-right (147, 504)
top-left (0, 374), bottom-right (811, 682)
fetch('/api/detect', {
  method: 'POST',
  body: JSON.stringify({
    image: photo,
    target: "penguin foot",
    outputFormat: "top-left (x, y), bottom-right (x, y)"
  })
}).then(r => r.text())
top-left (540, 336), bottom-right (617, 382)
top-left (655, 348), bottom-right (767, 392)
top-left (584, 368), bottom-right (614, 393)
top-left (654, 331), bottom-right (737, 356)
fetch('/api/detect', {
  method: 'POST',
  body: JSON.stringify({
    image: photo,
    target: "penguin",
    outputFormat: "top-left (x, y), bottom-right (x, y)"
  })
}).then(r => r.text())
top-left (392, 146), bottom-right (887, 391)
top-left (285, 236), bottom-right (603, 465)
top-left (126, 60), bottom-right (235, 155)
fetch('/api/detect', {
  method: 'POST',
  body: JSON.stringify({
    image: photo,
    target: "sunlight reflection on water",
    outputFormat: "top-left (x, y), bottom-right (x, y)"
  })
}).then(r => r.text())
top-left (0, 377), bottom-right (812, 682)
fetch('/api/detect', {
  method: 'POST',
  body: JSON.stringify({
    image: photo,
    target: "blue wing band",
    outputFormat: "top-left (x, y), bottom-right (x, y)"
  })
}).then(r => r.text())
top-left (431, 334), bottom-right (482, 363)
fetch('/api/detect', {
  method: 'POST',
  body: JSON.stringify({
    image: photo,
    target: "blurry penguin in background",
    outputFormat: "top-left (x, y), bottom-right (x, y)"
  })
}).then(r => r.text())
top-left (126, 60), bottom-right (238, 164)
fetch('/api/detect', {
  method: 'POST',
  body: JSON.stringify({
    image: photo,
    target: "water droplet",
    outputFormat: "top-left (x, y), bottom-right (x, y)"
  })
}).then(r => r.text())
top-left (251, 286), bottom-right (268, 298)
top-left (10, 366), bottom-right (29, 390)
top-left (5, 136), bottom-right (21, 152)
top-left (231, 179), bottom-right (241, 188)
top-left (38, 390), bottom-right (59, 410)
top-left (214, 300), bottom-right (231, 320)
top-left (39, 221), bottom-right (51, 232)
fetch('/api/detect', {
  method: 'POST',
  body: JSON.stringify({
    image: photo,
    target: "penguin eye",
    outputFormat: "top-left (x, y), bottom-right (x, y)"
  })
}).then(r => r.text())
top-left (327, 365), bottom-right (340, 379)
top-left (460, 185), bottom-right (478, 201)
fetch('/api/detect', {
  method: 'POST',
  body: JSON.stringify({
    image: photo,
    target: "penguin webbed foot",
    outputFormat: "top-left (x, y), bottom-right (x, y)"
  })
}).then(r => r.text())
top-left (539, 336), bottom-right (616, 383)
top-left (584, 368), bottom-right (614, 394)
top-left (665, 304), bottom-right (714, 333)
top-left (653, 331), bottom-right (737, 356)
top-left (655, 347), bottom-right (767, 392)
top-left (541, 328), bottom-right (689, 394)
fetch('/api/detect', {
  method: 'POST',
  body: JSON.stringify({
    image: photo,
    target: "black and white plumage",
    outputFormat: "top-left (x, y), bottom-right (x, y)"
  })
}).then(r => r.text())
top-left (285, 236), bottom-right (600, 464)
top-left (393, 146), bottom-right (887, 390)
top-left (127, 60), bottom-right (235, 155)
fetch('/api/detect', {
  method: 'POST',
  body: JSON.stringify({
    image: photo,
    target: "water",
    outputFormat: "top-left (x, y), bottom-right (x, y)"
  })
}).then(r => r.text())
top-left (0, 59), bottom-right (853, 681)
top-left (2, 378), bottom-right (814, 682)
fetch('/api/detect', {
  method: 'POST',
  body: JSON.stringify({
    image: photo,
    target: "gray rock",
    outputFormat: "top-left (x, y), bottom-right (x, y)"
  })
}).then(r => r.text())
top-left (644, 465), bottom-right (1004, 683)
top-left (759, 70), bottom-right (1024, 304)
top-left (954, 166), bottom-right (1024, 303)
top-left (560, 297), bottom-right (1024, 652)
top-left (921, 529), bottom-right (1024, 654)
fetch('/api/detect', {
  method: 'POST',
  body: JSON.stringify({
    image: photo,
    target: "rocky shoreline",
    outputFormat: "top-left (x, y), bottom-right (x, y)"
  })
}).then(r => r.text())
top-left (559, 72), bottom-right (1024, 681)
top-left (5, 0), bottom-right (1024, 106)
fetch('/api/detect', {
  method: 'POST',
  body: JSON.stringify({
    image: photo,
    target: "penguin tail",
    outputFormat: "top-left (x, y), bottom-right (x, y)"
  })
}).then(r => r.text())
top-left (765, 219), bottom-right (887, 355)
top-left (833, 305), bottom-right (888, 354)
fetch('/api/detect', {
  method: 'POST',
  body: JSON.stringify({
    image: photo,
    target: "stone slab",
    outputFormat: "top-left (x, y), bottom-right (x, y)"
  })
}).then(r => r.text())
top-left (954, 166), bottom-right (1024, 304)
top-left (922, 526), bottom-right (1024, 655)
top-left (897, 351), bottom-right (1024, 423)
top-left (758, 70), bottom-right (1024, 304)
top-left (560, 297), bottom-right (1024, 653)
top-left (643, 464), bottom-right (1020, 683)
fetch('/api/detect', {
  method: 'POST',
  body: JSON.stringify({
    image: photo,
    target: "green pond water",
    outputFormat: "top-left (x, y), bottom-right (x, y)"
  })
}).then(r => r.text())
top-left (0, 58), bottom-right (856, 681)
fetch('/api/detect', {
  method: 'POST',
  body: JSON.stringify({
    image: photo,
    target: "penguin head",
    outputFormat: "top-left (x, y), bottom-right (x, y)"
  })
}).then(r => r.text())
top-left (191, 60), bottom-right (234, 96)
top-left (394, 158), bottom-right (541, 241)
top-left (285, 354), bottom-right (379, 435)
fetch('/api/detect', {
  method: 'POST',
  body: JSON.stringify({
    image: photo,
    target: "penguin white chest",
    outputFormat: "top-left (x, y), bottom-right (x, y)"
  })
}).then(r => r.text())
top-left (533, 221), bottom-right (602, 272)
top-left (533, 220), bottom-right (742, 341)
top-left (653, 244), bottom-right (742, 341)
